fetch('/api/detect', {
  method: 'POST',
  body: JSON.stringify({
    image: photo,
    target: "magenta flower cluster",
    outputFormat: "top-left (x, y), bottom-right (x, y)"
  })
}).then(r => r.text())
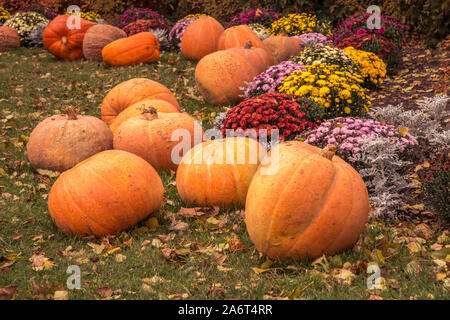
top-left (295, 33), bottom-right (331, 47)
top-left (115, 8), bottom-right (168, 30)
top-left (17, 4), bottom-right (57, 20)
top-left (244, 61), bottom-right (306, 98)
top-left (169, 16), bottom-right (199, 48)
top-left (227, 7), bottom-right (278, 28)
top-left (303, 117), bottom-right (418, 162)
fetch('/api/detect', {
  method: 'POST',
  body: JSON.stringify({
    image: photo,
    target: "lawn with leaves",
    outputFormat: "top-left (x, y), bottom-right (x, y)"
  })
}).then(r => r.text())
top-left (0, 48), bottom-right (448, 300)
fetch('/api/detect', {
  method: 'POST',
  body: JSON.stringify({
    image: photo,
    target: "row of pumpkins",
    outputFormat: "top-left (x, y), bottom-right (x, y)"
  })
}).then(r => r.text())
top-left (1, 14), bottom-right (304, 106)
top-left (26, 77), bottom-right (370, 261)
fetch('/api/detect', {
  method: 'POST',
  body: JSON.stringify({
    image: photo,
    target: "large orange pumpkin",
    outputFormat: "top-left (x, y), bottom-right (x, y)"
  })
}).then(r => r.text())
top-left (102, 32), bottom-right (160, 66)
top-left (82, 24), bottom-right (127, 61)
top-left (262, 36), bottom-right (304, 64)
top-left (245, 141), bottom-right (370, 261)
top-left (181, 16), bottom-right (224, 61)
top-left (43, 15), bottom-right (95, 60)
top-left (114, 109), bottom-right (202, 171)
top-left (109, 99), bottom-right (180, 133)
top-left (27, 107), bottom-right (113, 172)
top-left (48, 149), bottom-right (164, 236)
top-left (101, 78), bottom-right (180, 125)
top-left (195, 42), bottom-right (271, 105)
top-left (217, 25), bottom-right (274, 64)
top-left (0, 26), bottom-right (20, 51)
top-left (176, 137), bottom-right (265, 207)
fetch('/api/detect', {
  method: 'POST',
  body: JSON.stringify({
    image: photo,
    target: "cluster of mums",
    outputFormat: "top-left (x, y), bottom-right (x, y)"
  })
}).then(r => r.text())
top-left (3, 7), bottom-right (426, 261)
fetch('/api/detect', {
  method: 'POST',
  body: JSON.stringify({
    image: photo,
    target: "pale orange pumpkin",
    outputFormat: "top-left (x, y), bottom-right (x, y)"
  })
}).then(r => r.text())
top-left (245, 141), bottom-right (370, 261)
top-left (109, 99), bottom-right (180, 133)
top-left (176, 137), bottom-right (265, 207)
top-left (101, 78), bottom-right (180, 125)
top-left (27, 107), bottom-right (113, 172)
top-left (0, 26), bottom-right (20, 51)
top-left (195, 42), bottom-right (271, 105)
top-left (114, 109), bottom-right (202, 171)
top-left (82, 24), bottom-right (127, 61)
top-left (48, 149), bottom-right (164, 236)
top-left (262, 36), bottom-right (304, 64)
top-left (181, 16), bottom-right (224, 61)
top-left (102, 32), bottom-right (160, 66)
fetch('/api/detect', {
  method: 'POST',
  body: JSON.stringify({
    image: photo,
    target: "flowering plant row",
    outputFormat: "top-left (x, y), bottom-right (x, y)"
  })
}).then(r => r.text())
top-left (115, 8), bottom-right (167, 30)
top-left (267, 13), bottom-right (331, 37)
top-left (227, 8), bottom-right (278, 28)
top-left (3, 12), bottom-right (49, 46)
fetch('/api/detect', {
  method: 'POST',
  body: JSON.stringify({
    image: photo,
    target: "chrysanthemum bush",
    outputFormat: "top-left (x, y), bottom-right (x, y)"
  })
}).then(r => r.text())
top-left (168, 14), bottom-right (204, 49)
top-left (243, 61), bottom-right (306, 98)
top-left (295, 32), bottom-right (331, 47)
top-left (301, 117), bottom-right (418, 167)
top-left (418, 151), bottom-right (449, 223)
top-left (115, 8), bottom-right (168, 30)
top-left (227, 7), bottom-right (278, 28)
top-left (26, 22), bottom-right (47, 48)
top-left (332, 13), bottom-right (408, 50)
top-left (343, 47), bottom-right (387, 87)
top-left (248, 23), bottom-right (269, 40)
top-left (279, 62), bottom-right (370, 118)
top-left (123, 19), bottom-right (164, 36)
top-left (68, 10), bottom-right (102, 23)
top-left (290, 45), bottom-right (359, 73)
top-left (220, 92), bottom-right (324, 143)
top-left (0, 6), bottom-right (10, 24)
top-left (336, 32), bottom-right (402, 69)
top-left (267, 13), bottom-right (331, 37)
top-left (17, 3), bottom-right (56, 20)
top-left (4, 11), bottom-right (49, 46)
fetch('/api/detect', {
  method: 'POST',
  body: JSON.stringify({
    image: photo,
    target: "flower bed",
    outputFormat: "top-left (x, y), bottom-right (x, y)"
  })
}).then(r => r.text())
top-left (267, 13), bottom-right (330, 37)
top-left (3, 11), bottom-right (49, 46)
top-left (227, 7), bottom-right (278, 28)
top-left (115, 8), bottom-right (167, 30)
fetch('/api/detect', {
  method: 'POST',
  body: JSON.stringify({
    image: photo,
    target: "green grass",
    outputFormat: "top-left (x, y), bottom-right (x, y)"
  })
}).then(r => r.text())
top-left (0, 48), bottom-right (448, 300)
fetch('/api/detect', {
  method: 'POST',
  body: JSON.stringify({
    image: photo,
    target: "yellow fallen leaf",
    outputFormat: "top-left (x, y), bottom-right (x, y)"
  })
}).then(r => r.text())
top-left (54, 290), bottom-right (68, 300)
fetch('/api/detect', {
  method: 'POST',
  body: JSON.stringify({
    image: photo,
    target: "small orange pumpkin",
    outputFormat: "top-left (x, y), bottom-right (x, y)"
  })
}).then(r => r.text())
top-left (101, 78), bottom-right (180, 125)
top-left (48, 149), bottom-right (164, 236)
top-left (82, 24), bottom-right (127, 61)
top-left (195, 42), bottom-right (271, 105)
top-left (43, 15), bottom-right (95, 60)
top-left (245, 141), bottom-right (370, 261)
top-left (262, 36), bottom-right (304, 64)
top-left (109, 99), bottom-right (180, 133)
top-left (176, 137), bottom-right (264, 207)
top-left (0, 26), bottom-right (20, 51)
top-left (102, 32), bottom-right (160, 66)
top-left (114, 109), bottom-right (202, 171)
top-left (27, 107), bottom-right (113, 172)
top-left (181, 16), bottom-right (224, 61)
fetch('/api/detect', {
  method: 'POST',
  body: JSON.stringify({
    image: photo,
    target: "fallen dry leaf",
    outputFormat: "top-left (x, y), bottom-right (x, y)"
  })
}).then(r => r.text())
top-left (0, 285), bottom-right (17, 300)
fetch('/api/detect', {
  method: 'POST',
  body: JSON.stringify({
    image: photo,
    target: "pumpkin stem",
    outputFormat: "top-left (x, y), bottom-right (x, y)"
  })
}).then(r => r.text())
top-left (61, 36), bottom-right (68, 45)
top-left (244, 41), bottom-right (253, 49)
top-left (319, 145), bottom-right (338, 160)
top-left (65, 107), bottom-right (78, 120)
top-left (141, 106), bottom-right (158, 121)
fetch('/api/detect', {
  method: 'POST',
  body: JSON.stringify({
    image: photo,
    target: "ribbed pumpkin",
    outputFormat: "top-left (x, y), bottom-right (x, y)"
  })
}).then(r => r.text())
top-left (101, 78), bottom-right (180, 125)
top-left (102, 32), bottom-right (160, 66)
top-left (43, 15), bottom-right (95, 60)
top-left (263, 36), bottom-right (304, 64)
top-left (176, 137), bottom-right (264, 207)
top-left (48, 149), bottom-right (164, 236)
top-left (0, 26), bottom-right (20, 51)
top-left (27, 107), bottom-right (113, 172)
top-left (218, 25), bottom-right (274, 64)
top-left (109, 99), bottom-right (180, 133)
top-left (245, 141), bottom-right (370, 261)
top-left (181, 16), bottom-right (224, 61)
top-left (114, 109), bottom-right (202, 171)
top-left (82, 24), bottom-right (126, 61)
top-left (195, 42), bottom-right (271, 105)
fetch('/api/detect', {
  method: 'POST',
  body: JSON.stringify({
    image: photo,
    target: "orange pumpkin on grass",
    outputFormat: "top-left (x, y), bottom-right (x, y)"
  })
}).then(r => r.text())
top-left (27, 107), bottom-right (113, 172)
top-left (245, 141), bottom-right (370, 261)
top-left (176, 137), bottom-right (265, 207)
top-left (114, 108), bottom-right (202, 171)
top-left (101, 78), bottom-right (179, 125)
top-left (43, 15), bottom-right (95, 60)
top-left (48, 149), bottom-right (164, 236)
